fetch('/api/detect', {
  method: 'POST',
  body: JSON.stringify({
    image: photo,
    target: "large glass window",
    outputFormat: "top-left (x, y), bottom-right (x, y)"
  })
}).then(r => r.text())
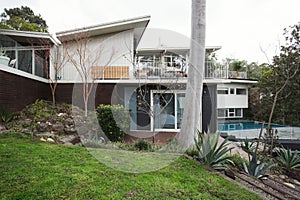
top-left (0, 36), bottom-right (51, 78)
top-left (18, 50), bottom-right (32, 74)
top-left (35, 50), bottom-right (49, 78)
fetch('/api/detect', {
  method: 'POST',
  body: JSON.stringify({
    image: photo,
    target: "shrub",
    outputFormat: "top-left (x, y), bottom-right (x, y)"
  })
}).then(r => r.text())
top-left (275, 147), bottom-right (300, 171)
top-left (194, 131), bottom-right (234, 170)
top-left (96, 104), bottom-right (130, 142)
top-left (24, 99), bottom-right (55, 119)
top-left (133, 140), bottom-right (153, 151)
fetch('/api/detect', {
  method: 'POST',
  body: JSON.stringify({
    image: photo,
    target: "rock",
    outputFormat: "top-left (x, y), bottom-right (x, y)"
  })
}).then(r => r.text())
top-left (57, 113), bottom-right (66, 117)
top-left (46, 138), bottom-right (55, 143)
top-left (279, 175), bottom-right (286, 179)
top-left (74, 143), bottom-right (82, 146)
top-left (63, 118), bottom-right (74, 126)
top-left (37, 122), bottom-right (51, 132)
top-left (293, 179), bottom-right (300, 186)
top-left (52, 122), bottom-right (64, 132)
top-left (21, 128), bottom-right (32, 134)
top-left (59, 134), bottom-right (81, 145)
top-left (64, 127), bottom-right (77, 134)
top-left (283, 182), bottom-right (295, 189)
top-left (36, 132), bottom-right (55, 138)
top-left (46, 121), bottom-right (52, 126)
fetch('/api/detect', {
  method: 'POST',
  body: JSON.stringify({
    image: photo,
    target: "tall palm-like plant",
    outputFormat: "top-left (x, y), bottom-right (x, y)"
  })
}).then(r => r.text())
top-left (194, 131), bottom-right (234, 170)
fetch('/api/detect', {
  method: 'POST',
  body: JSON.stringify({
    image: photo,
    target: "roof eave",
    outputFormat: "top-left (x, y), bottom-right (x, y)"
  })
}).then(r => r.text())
top-left (56, 16), bottom-right (151, 42)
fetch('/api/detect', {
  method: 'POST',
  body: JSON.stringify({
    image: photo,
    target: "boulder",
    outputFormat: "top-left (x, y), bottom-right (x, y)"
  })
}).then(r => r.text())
top-left (52, 122), bottom-right (64, 132)
top-left (59, 134), bottom-right (81, 145)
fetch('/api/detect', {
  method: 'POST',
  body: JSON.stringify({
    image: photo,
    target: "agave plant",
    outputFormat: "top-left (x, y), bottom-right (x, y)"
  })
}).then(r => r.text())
top-left (276, 148), bottom-right (300, 171)
top-left (194, 131), bottom-right (234, 170)
top-left (0, 108), bottom-right (15, 129)
top-left (241, 153), bottom-right (276, 179)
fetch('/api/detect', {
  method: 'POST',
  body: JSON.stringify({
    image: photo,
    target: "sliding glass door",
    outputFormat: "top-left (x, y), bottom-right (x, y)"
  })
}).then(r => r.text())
top-left (152, 91), bottom-right (185, 131)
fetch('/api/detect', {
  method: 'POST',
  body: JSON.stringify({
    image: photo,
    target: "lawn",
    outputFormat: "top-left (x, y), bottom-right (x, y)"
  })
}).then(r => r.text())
top-left (0, 133), bottom-right (261, 200)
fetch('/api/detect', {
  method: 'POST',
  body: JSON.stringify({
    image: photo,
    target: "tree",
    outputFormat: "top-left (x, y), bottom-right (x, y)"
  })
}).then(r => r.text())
top-left (0, 6), bottom-right (48, 32)
top-left (249, 23), bottom-right (300, 129)
top-left (178, 0), bottom-right (206, 148)
top-left (34, 40), bottom-right (68, 106)
top-left (265, 23), bottom-right (299, 131)
top-left (65, 31), bottom-right (115, 117)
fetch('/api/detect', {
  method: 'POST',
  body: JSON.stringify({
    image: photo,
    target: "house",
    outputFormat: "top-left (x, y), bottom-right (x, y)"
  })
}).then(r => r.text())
top-left (0, 16), bottom-right (256, 142)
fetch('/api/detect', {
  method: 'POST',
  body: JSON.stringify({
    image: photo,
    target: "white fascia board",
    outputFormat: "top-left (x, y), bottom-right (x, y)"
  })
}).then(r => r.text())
top-left (0, 29), bottom-right (58, 45)
top-left (0, 64), bottom-right (48, 83)
top-left (56, 16), bottom-right (151, 41)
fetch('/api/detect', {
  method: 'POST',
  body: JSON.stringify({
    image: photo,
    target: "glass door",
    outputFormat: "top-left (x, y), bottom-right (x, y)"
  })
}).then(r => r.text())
top-left (152, 91), bottom-right (185, 131)
top-left (153, 93), bottom-right (175, 130)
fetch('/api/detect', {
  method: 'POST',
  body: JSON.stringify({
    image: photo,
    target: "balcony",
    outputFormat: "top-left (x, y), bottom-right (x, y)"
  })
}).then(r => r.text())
top-left (205, 61), bottom-right (247, 79)
top-left (90, 61), bottom-right (247, 81)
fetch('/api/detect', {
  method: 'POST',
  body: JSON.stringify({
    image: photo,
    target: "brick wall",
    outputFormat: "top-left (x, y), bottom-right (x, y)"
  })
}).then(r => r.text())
top-left (0, 70), bottom-right (51, 111)
top-left (0, 70), bottom-right (117, 111)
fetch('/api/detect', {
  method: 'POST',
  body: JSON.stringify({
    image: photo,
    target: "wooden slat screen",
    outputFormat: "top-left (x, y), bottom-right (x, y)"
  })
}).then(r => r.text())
top-left (91, 66), bottom-right (129, 79)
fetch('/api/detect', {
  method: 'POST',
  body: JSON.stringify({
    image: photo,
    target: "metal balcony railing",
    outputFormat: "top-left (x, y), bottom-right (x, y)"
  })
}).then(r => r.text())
top-left (90, 62), bottom-right (248, 81)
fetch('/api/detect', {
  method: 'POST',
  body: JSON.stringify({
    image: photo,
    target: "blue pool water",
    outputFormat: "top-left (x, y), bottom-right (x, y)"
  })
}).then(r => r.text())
top-left (218, 121), bottom-right (285, 131)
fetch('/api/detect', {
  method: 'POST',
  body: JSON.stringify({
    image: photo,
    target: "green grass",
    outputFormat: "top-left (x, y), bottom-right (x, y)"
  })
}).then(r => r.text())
top-left (0, 133), bottom-right (261, 200)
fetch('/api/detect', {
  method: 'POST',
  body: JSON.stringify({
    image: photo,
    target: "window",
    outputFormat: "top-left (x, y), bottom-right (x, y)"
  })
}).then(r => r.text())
top-left (217, 88), bottom-right (228, 94)
top-left (236, 108), bottom-right (242, 117)
top-left (217, 109), bottom-right (227, 118)
top-left (0, 37), bottom-right (51, 78)
top-left (217, 108), bottom-right (243, 119)
top-left (230, 88), bottom-right (235, 94)
top-left (236, 88), bottom-right (247, 95)
top-left (18, 50), bottom-right (32, 74)
top-left (35, 50), bottom-right (49, 78)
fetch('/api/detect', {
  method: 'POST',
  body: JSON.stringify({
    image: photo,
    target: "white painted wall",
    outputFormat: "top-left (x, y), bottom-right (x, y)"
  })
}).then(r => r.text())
top-left (217, 83), bottom-right (248, 109)
top-left (54, 30), bottom-right (134, 81)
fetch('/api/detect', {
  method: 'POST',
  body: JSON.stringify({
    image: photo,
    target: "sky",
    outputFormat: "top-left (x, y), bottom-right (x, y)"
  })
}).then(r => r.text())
top-left (1, 0), bottom-right (300, 64)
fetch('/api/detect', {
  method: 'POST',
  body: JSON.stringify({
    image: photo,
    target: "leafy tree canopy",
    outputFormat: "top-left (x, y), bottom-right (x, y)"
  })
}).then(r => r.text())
top-left (0, 6), bottom-right (48, 32)
top-left (248, 23), bottom-right (300, 126)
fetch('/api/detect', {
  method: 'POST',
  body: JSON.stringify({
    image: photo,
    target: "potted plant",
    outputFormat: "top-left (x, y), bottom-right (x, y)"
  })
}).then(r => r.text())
top-left (0, 47), bottom-right (10, 66)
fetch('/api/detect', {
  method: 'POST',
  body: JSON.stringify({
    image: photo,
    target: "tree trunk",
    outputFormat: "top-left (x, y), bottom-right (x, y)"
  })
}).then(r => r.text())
top-left (178, 0), bottom-right (206, 149)
top-left (267, 92), bottom-right (278, 132)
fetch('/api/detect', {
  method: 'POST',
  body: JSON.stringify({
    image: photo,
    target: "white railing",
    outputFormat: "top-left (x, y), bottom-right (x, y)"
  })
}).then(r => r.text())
top-left (205, 62), bottom-right (248, 79)
top-left (134, 61), bottom-right (249, 80)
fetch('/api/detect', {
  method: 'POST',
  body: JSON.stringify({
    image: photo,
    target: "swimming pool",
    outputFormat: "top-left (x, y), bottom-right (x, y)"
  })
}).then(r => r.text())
top-left (218, 121), bottom-right (300, 139)
top-left (218, 121), bottom-right (284, 131)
